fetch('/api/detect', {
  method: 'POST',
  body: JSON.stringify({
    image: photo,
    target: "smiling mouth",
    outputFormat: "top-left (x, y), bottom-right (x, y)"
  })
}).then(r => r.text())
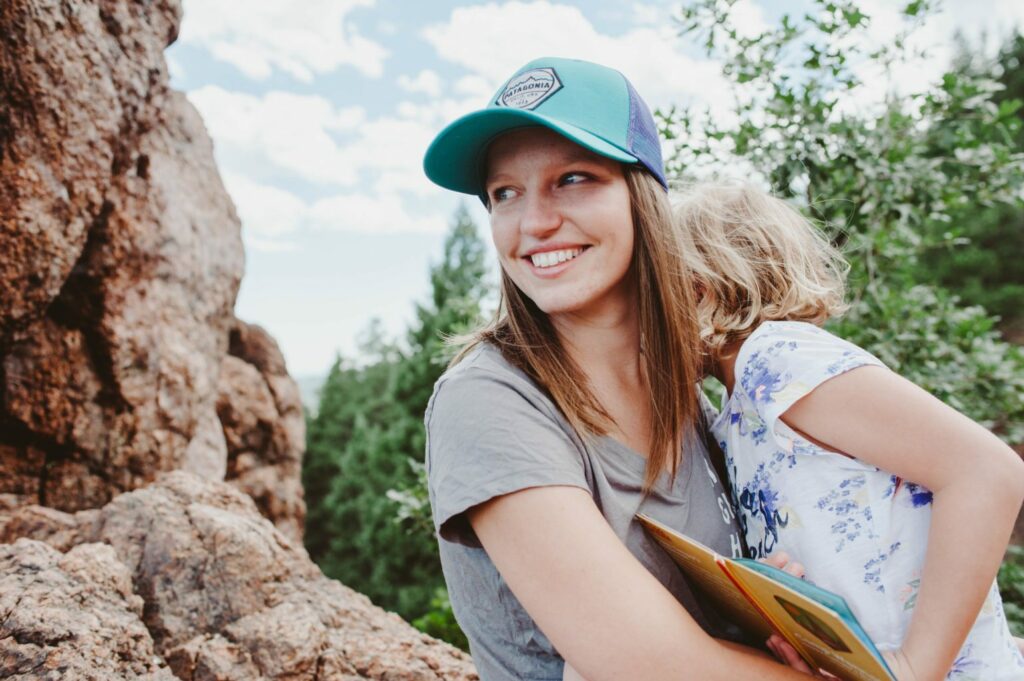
top-left (527, 246), bottom-right (588, 269)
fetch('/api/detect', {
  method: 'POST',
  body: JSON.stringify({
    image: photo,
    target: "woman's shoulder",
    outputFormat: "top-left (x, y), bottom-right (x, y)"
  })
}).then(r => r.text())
top-left (427, 341), bottom-right (558, 427)
top-left (434, 341), bottom-right (534, 396)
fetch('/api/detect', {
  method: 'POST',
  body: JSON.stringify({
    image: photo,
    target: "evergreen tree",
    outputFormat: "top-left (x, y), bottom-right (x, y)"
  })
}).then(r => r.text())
top-left (918, 33), bottom-right (1024, 337)
top-left (398, 203), bottom-right (490, 433)
top-left (301, 205), bottom-right (488, 624)
top-left (302, 321), bottom-right (400, 564)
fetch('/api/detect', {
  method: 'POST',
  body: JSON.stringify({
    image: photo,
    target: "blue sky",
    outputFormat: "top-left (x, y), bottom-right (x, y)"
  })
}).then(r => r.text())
top-left (166, 0), bottom-right (1022, 378)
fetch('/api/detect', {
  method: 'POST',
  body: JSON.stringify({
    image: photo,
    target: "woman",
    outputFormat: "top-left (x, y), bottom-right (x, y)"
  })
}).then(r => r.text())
top-left (421, 57), bottom-right (809, 680)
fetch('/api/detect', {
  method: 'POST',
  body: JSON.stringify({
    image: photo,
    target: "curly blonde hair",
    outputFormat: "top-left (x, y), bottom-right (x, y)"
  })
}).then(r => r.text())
top-left (672, 182), bottom-right (849, 363)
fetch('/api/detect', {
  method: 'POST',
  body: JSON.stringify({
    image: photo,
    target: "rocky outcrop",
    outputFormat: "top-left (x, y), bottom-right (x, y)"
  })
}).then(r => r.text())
top-left (0, 0), bottom-right (307, 535)
top-left (219, 320), bottom-right (307, 543)
top-left (1, 539), bottom-right (177, 679)
top-left (1, 472), bottom-right (477, 680)
top-left (0, 0), bottom-right (475, 676)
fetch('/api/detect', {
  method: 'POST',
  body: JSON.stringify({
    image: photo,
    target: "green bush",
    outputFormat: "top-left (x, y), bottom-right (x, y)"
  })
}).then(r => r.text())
top-left (831, 286), bottom-right (1024, 443)
top-left (998, 545), bottom-right (1024, 635)
top-left (412, 587), bottom-right (471, 652)
top-left (663, 0), bottom-right (1024, 444)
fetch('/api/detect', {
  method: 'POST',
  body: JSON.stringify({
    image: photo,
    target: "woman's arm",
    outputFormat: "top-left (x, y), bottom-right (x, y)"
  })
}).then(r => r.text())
top-left (780, 365), bottom-right (1024, 681)
top-left (468, 485), bottom-right (810, 681)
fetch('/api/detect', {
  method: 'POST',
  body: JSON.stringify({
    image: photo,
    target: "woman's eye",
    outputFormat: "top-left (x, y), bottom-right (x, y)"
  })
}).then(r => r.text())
top-left (560, 172), bottom-right (589, 185)
top-left (491, 187), bottom-right (516, 203)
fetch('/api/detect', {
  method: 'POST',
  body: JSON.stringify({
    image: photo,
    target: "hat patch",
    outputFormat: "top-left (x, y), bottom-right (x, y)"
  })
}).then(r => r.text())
top-left (496, 68), bottom-right (562, 110)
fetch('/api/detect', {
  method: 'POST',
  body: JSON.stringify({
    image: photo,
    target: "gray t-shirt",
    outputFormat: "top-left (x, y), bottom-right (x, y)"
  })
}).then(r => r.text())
top-left (425, 343), bottom-right (745, 681)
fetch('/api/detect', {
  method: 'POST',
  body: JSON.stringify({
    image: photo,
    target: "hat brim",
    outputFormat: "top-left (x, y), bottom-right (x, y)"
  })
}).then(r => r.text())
top-left (423, 107), bottom-right (638, 196)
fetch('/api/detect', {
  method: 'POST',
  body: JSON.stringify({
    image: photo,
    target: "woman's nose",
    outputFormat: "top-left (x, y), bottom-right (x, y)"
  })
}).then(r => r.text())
top-left (519, 191), bottom-right (562, 238)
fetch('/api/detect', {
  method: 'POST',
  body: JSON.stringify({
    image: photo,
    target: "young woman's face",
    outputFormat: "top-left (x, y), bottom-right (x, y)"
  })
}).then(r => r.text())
top-left (484, 127), bottom-right (635, 319)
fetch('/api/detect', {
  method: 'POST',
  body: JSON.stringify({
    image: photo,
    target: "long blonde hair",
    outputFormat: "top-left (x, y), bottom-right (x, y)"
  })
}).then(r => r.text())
top-left (672, 182), bottom-right (849, 363)
top-left (455, 167), bottom-right (703, 492)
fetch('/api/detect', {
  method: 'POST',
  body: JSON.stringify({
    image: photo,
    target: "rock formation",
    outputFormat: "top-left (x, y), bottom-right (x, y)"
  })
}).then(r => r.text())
top-left (0, 0), bottom-right (247, 519)
top-left (218, 321), bottom-right (307, 543)
top-left (1, 472), bottom-right (476, 679)
top-left (0, 0), bottom-right (477, 677)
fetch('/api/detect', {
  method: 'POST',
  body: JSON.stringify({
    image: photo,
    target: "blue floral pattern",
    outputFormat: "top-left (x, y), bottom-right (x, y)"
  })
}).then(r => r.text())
top-left (711, 321), bottom-right (1024, 679)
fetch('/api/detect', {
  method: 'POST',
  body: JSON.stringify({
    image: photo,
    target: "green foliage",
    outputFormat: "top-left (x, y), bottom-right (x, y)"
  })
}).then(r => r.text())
top-left (386, 458), bottom-right (433, 539)
top-left (666, 0), bottom-right (1024, 442)
top-left (917, 34), bottom-right (1024, 333)
top-left (998, 545), bottom-right (1024, 635)
top-left (412, 587), bottom-right (471, 651)
top-left (302, 205), bottom-right (487, 645)
top-left (832, 286), bottom-right (1024, 442)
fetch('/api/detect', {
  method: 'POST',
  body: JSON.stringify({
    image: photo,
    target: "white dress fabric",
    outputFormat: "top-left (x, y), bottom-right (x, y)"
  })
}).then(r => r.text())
top-left (710, 320), bottom-right (1024, 680)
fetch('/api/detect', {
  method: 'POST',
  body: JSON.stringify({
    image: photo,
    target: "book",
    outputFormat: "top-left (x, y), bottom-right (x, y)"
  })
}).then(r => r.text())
top-left (636, 513), bottom-right (896, 681)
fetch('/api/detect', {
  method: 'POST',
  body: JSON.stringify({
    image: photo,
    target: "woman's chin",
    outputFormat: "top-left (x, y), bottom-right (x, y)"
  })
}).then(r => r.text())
top-left (531, 290), bottom-right (620, 319)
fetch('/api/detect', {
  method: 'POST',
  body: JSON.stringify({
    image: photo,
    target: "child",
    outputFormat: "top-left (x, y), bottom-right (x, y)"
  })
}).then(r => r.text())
top-left (672, 183), bottom-right (1024, 680)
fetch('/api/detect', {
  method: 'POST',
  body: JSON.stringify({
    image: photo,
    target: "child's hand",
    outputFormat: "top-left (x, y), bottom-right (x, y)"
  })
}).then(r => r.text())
top-left (760, 552), bottom-right (820, 675)
top-left (881, 649), bottom-right (921, 681)
top-left (765, 634), bottom-right (838, 678)
top-left (760, 551), bottom-right (805, 578)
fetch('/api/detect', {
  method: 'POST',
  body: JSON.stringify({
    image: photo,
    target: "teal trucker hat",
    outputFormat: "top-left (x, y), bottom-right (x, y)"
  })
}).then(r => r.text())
top-left (423, 57), bottom-right (667, 196)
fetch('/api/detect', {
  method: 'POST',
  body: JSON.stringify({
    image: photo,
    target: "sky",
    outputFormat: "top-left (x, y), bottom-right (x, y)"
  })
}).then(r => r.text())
top-left (166, 0), bottom-right (1023, 378)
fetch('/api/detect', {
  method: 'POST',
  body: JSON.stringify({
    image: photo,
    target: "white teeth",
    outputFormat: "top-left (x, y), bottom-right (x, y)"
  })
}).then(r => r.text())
top-left (530, 247), bottom-right (584, 268)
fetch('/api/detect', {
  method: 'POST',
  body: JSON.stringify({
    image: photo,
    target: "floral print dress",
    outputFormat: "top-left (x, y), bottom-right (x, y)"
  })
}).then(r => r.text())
top-left (710, 321), bottom-right (1024, 680)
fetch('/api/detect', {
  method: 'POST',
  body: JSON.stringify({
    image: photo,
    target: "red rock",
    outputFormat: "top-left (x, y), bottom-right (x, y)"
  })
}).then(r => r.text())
top-left (2, 473), bottom-right (477, 679)
top-left (0, 0), bottom-right (473, 676)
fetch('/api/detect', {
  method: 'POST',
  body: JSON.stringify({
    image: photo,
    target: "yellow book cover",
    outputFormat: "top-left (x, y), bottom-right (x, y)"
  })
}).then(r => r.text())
top-left (636, 513), bottom-right (895, 681)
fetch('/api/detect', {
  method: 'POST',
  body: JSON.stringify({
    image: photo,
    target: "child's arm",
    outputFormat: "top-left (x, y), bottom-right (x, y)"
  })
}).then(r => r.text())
top-left (780, 365), bottom-right (1024, 681)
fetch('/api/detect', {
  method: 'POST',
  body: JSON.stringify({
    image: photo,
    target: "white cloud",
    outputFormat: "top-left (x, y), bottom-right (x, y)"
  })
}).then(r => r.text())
top-left (630, 2), bottom-right (667, 28)
top-left (398, 69), bottom-right (443, 97)
top-left (187, 86), bottom-right (366, 187)
top-left (421, 1), bottom-right (733, 112)
top-left (245, 235), bottom-right (301, 253)
top-left (179, 0), bottom-right (388, 82)
top-left (187, 83), bottom-right (470, 199)
top-left (454, 75), bottom-right (493, 98)
top-left (222, 173), bottom-right (305, 238)
top-left (220, 170), bottom-right (448, 240)
top-left (308, 193), bottom-right (448, 233)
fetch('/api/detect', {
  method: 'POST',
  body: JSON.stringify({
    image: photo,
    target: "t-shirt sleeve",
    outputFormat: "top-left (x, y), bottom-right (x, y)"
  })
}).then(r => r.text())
top-left (736, 321), bottom-right (886, 450)
top-left (424, 366), bottom-right (590, 548)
